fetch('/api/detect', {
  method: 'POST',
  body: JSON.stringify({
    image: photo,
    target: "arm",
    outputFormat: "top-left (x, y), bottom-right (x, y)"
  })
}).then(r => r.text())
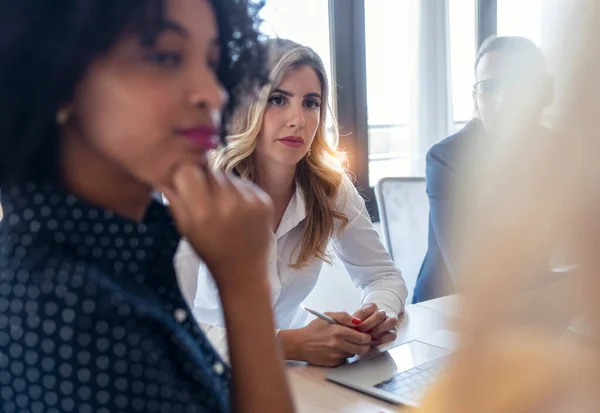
top-left (162, 165), bottom-right (295, 413)
top-left (192, 261), bottom-right (285, 365)
top-left (194, 258), bottom-right (371, 368)
top-left (200, 321), bottom-right (371, 369)
top-left (218, 273), bottom-right (295, 413)
top-left (197, 321), bottom-right (285, 366)
top-left (426, 147), bottom-right (461, 282)
top-left (333, 178), bottom-right (407, 316)
top-left (277, 315), bottom-right (371, 367)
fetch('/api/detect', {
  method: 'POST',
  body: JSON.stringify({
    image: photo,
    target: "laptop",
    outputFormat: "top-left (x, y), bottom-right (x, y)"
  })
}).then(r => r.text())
top-left (325, 329), bottom-right (458, 407)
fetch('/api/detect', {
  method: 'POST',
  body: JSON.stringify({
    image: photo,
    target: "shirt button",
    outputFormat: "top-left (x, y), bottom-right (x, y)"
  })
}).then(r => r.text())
top-left (174, 308), bottom-right (187, 323)
top-left (213, 361), bottom-right (225, 375)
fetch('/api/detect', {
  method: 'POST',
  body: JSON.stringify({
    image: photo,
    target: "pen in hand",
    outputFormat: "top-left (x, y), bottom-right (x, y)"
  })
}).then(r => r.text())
top-left (303, 306), bottom-right (370, 334)
top-left (302, 306), bottom-right (341, 325)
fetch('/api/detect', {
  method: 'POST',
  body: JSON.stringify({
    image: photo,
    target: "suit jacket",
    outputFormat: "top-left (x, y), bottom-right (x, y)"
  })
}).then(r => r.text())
top-left (413, 120), bottom-right (482, 303)
top-left (413, 119), bottom-right (561, 303)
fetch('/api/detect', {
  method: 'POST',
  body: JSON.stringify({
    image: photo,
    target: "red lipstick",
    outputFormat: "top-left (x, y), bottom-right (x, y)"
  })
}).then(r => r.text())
top-left (178, 126), bottom-right (219, 150)
top-left (278, 136), bottom-right (304, 149)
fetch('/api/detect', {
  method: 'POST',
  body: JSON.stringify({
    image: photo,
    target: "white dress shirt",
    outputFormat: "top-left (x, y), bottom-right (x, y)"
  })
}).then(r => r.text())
top-left (175, 178), bottom-right (407, 361)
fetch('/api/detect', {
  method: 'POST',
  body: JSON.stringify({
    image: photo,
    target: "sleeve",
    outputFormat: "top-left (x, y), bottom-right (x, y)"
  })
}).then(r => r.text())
top-left (332, 177), bottom-right (408, 316)
top-left (426, 146), bottom-right (461, 282)
top-left (173, 238), bottom-right (202, 308)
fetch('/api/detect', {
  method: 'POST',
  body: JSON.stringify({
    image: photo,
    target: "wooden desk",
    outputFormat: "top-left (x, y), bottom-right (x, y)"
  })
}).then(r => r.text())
top-left (415, 294), bottom-right (461, 318)
top-left (286, 304), bottom-right (452, 413)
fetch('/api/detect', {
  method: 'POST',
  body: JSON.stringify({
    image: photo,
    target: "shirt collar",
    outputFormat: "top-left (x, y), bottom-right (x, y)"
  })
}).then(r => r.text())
top-left (274, 183), bottom-right (306, 240)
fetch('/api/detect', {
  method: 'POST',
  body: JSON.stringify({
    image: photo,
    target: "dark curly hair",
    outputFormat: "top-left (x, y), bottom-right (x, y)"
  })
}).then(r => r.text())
top-left (0, 0), bottom-right (267, 186)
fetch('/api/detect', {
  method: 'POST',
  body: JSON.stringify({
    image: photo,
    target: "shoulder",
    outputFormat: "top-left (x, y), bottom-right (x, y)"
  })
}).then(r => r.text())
top-left (0, 235), bottom-right (138, 338)
top-left (334, 173), bottom-right (366, 213)
top-left (0, 248), bottom-right (121, 324)
top-left (329, 174), bottom-right (374, 229)
top-left (427, 120), bottom-right (479, 166)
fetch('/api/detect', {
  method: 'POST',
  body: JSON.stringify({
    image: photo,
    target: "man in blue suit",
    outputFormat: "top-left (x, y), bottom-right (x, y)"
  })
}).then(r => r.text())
top-left (413, 36), bottom-right (555, 303)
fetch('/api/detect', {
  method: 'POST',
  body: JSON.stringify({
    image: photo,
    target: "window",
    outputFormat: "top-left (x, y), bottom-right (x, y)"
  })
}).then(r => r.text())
top-left (247, 0), bottom-right (493, 220)
top-left (497, 0), bottom-right (563, 125)
top-left (450, 0), bottom-right (477, 129)
top-left (497, 0), bottom-right (543, 45)
top-left (365, 0), bottom-right (476, 186)
top-left (258, 0), bottom-right (335, 123)
top-left (364, 0), bottom-right (412, 186)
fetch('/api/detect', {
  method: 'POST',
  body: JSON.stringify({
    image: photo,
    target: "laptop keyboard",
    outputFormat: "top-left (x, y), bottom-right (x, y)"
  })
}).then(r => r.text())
top-left (374, 355), bottom-right (449, 402)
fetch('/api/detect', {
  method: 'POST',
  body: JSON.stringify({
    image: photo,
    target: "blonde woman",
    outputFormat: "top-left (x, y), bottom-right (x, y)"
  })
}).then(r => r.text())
top-left (180, 39), bottom-right (407, 367)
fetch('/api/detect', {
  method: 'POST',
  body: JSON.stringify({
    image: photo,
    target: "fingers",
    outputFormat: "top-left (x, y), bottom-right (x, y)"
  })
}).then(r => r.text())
top-left (228, 177), bottom-right (274, 225)
top-left (167, 160), bottom-right (270, 211)
top-left (167, 165), bottom-right (253, 214)
top-left (228, 174), bottom-right (260, 204)
top-left (171, 163), bottom-right (211, 206)
top-left (371, 316), bottom-right (398, 337)
top-left (352, 302), bottom-right (379, 322)
top-left (220, 172), bottom-right (271, 209)
top-left (371, 330), bottom-right (397, 346)
top-left (336, 339), bottom-right (371, 357)
top-left (357, 308), bottom-right (387, 333)
top-left (328, 326), bottom-right (371, 359)
top-left (332, 325), bottom-right (371, 346)
top-left (249, 183), bottom-right (272, 205)
top-left (325, 311), bottom-right (363, 328)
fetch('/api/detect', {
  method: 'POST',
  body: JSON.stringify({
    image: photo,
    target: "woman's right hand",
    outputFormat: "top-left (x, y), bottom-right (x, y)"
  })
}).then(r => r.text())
top-left (280, 312), bottom-right (372, 367)
top-left (160, 163), bottom-right (273, 293)
top-left (163, 163), bottom-right (294, 413)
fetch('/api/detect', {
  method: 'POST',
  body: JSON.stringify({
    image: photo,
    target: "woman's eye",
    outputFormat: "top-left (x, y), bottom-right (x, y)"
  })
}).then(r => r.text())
top-left (304, 99), bottom-right (321, 110)
top-left (145, 51), bottom-right (183, 68)
top-left (268, 96), bottom-right (286, 106)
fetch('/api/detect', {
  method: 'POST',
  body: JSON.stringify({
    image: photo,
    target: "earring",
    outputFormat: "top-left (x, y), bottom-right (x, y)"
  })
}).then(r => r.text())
top-left (307, 146), bottom-right (312, 157)
top-left (56, 108), bottom-right (70, 125)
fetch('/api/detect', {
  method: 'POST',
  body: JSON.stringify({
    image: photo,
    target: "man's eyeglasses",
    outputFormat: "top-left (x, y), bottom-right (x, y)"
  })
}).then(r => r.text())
top-left (473, 78), bottom-right (536, 97)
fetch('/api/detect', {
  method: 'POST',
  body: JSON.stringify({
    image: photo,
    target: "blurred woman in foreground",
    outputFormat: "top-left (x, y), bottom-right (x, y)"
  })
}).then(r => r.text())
top-left (0, 1), bottom-right (294, 412)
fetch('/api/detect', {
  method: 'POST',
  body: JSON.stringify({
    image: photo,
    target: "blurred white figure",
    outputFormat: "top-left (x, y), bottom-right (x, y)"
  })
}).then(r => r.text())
top-left (419, 1), bottom-right (600, 412)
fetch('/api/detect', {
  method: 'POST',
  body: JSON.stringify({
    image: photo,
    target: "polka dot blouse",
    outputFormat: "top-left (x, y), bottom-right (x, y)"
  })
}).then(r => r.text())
top-left (0, 182), bottom-right (230, 413)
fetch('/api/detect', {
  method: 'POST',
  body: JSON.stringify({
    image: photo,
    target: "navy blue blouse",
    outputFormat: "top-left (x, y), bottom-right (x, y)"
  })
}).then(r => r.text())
top-left (0, 182), bottom-right (230, 413)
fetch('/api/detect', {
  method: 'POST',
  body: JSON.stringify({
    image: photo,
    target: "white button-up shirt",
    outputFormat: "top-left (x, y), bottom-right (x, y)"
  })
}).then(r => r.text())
top-left (174, 178), bottom-right (407, 360)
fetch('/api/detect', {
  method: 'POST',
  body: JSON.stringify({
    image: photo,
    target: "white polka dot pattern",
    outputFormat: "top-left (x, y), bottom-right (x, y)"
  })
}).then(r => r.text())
top-left (0, 183), bottom-right (231, 412)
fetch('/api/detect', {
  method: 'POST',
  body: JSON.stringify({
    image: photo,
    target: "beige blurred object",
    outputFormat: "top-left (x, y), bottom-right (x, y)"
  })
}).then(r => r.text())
top-left (420, 330), bottom-right (595, 413)
top-left (419, 1), bottom-right (600, 412)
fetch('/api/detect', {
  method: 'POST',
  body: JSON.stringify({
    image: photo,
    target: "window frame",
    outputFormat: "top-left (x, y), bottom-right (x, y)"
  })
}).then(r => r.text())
top-left (328, 0), bottom-right (498, 221)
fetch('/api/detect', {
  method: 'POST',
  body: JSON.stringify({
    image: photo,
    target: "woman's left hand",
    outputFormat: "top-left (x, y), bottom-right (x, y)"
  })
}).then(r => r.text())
top-left (352, 303), bottom-right (398, 345)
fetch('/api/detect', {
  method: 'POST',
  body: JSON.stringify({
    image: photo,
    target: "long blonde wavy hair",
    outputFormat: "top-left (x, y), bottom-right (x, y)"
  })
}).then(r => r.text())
top-left (213, 38), bottom-right (349, 268)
